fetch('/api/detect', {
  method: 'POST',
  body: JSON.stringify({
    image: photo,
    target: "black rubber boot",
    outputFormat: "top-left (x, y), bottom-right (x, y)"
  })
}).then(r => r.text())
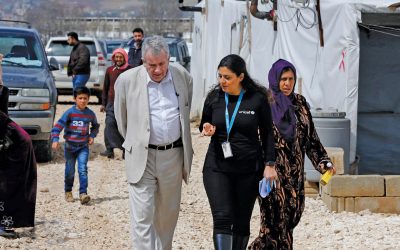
top-left (213, 233), bottom-right (232, 250)
top-left (100, 149), bottom-right (114, 158)
top-left (232, 234), bottom-right (250, 250)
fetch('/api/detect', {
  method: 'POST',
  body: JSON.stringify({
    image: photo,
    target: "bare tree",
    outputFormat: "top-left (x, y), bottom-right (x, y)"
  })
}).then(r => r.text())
top-left (25, 0), bottom-right (84, 42)
top-left (139, 0), bottom-right (185, 35)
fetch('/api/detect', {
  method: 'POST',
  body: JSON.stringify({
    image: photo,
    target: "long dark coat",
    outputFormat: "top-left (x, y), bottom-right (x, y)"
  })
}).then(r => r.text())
top-left (249, 94), bottom-right (331, 250)
top-left (0, 112), bottom-right (37, 228)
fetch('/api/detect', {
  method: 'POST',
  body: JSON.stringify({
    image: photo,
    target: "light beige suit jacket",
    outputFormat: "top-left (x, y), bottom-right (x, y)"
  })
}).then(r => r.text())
top-left (114, 63), bottom-right (194, 184)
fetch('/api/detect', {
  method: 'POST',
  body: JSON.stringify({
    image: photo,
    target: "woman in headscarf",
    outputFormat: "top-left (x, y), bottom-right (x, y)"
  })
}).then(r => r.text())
top-left (249, 59), bottom-right (336, 250)
top-left (0, 53), bottom-right (37, 238)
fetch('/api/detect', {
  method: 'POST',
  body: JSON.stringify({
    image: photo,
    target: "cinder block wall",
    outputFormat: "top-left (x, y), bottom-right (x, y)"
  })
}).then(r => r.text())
top-left (321, 175), bottom-right (400, 214)
top-left (305, 147), bottom-right (400, 214)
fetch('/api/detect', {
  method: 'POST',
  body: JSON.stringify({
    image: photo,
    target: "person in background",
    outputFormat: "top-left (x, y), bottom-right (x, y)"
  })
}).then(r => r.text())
top-left (0, 53), bottom-right (8, 115)
top-left (249, 59), bottom-right (336, 250)
top-left (100, 48), bottom-right (133, 159)
top-left (0, 53), bottom-right (37, 238)
top-left (199, 54), bottom-right (276, 250)
top-left (51, 86), bottom-right (99, 205)
top-left (67, 32), bottom-right (91, 91)
top-left (127, 27), bottom-right (144, 67)
top-left (114, 35), bottom-right (193, 250)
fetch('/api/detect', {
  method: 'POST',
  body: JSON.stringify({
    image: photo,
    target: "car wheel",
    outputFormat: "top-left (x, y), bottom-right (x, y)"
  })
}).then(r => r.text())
top-left (33, 139), bottom-right (53, 162)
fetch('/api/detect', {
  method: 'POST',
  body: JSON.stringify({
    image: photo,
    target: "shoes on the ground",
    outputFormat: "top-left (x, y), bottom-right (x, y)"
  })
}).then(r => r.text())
top-left (0, 227), bottom-right (17, 238)
top-left (65, 191), bottom-right (74, 202)
top-left (79, 193), bottom-right (91, 205)
top-left (100, 150), bottom-right (114, 159)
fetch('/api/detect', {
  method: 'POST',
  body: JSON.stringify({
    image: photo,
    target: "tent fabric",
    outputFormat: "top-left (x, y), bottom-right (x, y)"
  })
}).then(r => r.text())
top-left (191, 0), bottom-right (400, 170)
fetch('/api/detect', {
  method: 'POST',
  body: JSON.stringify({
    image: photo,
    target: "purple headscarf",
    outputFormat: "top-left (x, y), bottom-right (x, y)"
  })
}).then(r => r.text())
top-left (268, 59), bottom-right (297, 142)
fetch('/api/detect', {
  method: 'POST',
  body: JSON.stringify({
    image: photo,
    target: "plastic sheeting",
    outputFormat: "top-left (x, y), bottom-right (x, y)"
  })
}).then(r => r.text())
top-left (191, 0), bottom-right (400, 171)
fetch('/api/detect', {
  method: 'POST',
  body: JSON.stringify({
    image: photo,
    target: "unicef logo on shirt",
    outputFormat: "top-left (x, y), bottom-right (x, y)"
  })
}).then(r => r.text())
top-left (239, 110), bottom-right (255, 115)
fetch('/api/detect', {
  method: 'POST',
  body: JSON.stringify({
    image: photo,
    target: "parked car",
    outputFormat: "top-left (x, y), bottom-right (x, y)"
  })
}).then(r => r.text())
top-left (0, 25), bottom-right (58, 162)
top-left (97, 39), bottom-right (109, 67)
top-left (165, 37), bottom-right (191, 72)
top-left (121, 36), bottom-right (191, 71)
top-left (103, 39), bottom-right (127, 65)
top-left (45, 36), bottom-right (106, 102)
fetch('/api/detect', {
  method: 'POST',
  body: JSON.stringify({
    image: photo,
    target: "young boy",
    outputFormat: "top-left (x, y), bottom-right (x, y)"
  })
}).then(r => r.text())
top-left (51, 87), bottom-right (99, 204)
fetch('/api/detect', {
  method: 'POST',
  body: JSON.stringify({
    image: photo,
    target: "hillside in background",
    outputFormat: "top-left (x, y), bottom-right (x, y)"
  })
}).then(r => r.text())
top-left (0, 0), bottom-right (198, 18)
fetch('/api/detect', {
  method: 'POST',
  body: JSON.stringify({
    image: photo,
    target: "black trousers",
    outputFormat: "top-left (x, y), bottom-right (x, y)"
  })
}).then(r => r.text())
top-left (203, 167), bottom-right (261, 236)
top-left (104, 103), bottom-right (124, 151)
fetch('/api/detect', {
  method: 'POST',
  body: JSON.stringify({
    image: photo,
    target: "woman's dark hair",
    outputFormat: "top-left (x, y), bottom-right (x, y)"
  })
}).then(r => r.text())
top-left (212, 54), bottom-right (267, 96)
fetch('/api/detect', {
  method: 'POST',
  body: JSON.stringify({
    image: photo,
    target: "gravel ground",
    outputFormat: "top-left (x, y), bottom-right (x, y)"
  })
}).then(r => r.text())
top-left (1, 97), bottom-right (400, 249)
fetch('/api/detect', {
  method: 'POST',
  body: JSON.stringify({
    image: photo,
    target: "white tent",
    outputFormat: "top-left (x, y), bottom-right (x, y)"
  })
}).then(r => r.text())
top-left (190, 0), bottom-right (400, 174)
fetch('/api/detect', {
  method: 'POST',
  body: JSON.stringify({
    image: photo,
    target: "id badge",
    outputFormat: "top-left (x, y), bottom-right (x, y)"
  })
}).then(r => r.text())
top-left (221, 141), bottom-right (233, 158)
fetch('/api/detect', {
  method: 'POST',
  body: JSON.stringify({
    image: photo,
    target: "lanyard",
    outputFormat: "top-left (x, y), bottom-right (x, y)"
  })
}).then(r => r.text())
top-left (225, 89), bottom-right (244, 141)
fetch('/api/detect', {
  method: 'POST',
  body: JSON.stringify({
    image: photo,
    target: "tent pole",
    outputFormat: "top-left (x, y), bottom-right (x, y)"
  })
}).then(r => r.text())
top-left (316, 0), bottom-right (324, 47)
top-left (273, 0), bottom-right (277, 31)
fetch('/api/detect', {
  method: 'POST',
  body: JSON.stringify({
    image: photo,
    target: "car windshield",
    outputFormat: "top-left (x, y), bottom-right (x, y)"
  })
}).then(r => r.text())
top-left (106, 41), bottom-right (124, 54)
top-left (168, 44), bottom-right (178, 60)
top-left (0, 32), bottom-right (44, 68)
top-left (46, 40), bottom-right (97, 56)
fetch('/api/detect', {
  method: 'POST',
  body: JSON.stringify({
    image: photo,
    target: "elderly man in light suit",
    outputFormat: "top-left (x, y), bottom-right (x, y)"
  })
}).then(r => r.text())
top-left (114, 36), bottom-right (193, 250)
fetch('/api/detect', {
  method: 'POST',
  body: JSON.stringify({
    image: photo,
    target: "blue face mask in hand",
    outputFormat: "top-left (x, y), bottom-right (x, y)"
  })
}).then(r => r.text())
top-left (259, 178), bottom-right (276, 198)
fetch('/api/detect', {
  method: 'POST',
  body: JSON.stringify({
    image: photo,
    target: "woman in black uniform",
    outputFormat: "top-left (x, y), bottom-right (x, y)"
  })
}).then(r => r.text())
top-left (199, 54), bottom-right (276, 250)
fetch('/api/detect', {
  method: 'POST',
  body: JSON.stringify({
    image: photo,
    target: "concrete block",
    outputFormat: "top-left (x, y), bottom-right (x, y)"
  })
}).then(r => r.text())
top-left (385, 176), bottom-right (400, 197)
top-left (337, 197), bottom-right (345, 212)
top-left (321, 192), bottom-right (337, 212)
top-left (326, 175), bottom-right (384, 197)
top-left (355, 197), bottom-right (400, 214)
top-left (305, 181), bottom-right (319, 197)
top-left (325, 147), bottom-right (344, 175)
top-left (345, 197), bottom-right (355, 212)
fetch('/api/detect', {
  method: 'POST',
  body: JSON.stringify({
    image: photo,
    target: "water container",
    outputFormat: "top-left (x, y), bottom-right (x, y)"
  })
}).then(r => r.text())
top-left (304, 109), bottom-right (350, 182)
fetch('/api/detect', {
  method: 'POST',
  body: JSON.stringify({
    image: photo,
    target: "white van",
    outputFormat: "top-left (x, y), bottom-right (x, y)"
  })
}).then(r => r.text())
top-left (45, 36), bottom-right (106, 102)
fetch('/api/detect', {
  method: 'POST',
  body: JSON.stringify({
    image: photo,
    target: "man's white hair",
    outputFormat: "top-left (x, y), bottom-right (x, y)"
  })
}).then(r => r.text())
top-left (142, 35), bottom-right (170, 59)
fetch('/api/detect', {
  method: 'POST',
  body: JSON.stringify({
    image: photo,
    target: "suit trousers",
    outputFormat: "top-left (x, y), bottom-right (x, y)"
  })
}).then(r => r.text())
top-left (128, 147), bottom-right (183, 250)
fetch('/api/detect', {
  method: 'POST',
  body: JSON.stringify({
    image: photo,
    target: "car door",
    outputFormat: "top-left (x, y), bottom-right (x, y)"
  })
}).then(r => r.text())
top-left (46, 39), bottom-right (72, 88)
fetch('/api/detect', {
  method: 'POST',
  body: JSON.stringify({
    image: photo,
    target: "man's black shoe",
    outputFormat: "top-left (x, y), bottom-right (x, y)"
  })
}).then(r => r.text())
top-left (100, 150), bottom-right (114, 159)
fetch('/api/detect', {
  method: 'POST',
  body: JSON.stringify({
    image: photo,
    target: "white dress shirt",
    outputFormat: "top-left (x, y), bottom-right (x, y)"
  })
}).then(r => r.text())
top-left (147, 70), bottom-right (181, 145)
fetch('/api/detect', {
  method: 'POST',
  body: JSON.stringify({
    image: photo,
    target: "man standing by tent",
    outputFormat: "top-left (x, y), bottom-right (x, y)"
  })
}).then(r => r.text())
top-left (67, 32), bottom-right (91, 91)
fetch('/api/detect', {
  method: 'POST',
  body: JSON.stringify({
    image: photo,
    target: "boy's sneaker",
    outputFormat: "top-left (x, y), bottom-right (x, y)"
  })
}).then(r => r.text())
top-left (65, 192), bottom-right (74, 202)
top-left (79, 193), bottom-right (90, 205)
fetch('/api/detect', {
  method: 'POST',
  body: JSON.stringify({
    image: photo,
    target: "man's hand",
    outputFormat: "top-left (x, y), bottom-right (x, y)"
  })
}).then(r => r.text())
top-left (100, 105), bottom-right (105, 113)
top-left (0, 53), bottom-right (3, 62)
top-left (52, 141), bottom-right (59, 150)
top-left (201, 122), bottom-right (216, 136)
top-left (88, 137), bottom-right (94, 145)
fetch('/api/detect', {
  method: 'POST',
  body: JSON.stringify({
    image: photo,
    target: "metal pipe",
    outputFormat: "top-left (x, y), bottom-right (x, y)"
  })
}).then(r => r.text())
top-left (250, 0), bottom-right (273, 20)
top-left (178, 0), bottom-right (203, 12)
